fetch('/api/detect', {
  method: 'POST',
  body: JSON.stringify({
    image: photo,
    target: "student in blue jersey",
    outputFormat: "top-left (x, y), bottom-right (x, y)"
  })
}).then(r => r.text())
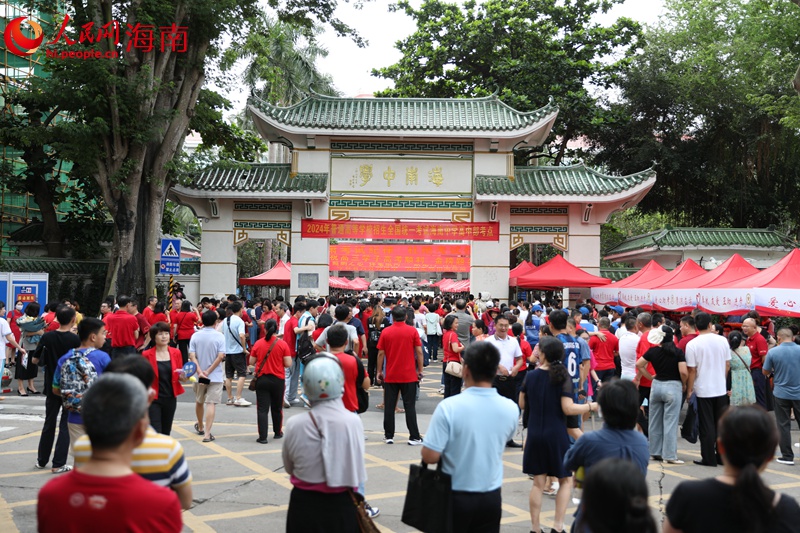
top-left (422, 341), bottom-right (518, 533)
top-left (548, 310), bottom-right (591, 439)
top-left (525, 304), bottom-right (544, 347)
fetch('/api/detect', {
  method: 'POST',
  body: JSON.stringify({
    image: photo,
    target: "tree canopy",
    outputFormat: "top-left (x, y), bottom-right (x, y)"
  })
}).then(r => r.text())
top-left (373, 0), bottom-right (642, 164)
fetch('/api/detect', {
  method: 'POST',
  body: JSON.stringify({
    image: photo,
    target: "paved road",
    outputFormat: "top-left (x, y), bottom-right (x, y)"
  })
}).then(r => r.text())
top-left (3, 366), bottom-right (800, 532)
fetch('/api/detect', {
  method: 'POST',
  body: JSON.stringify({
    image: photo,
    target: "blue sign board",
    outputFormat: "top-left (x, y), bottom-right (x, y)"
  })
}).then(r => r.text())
top-left (159, 238), bottom-right (181, 275)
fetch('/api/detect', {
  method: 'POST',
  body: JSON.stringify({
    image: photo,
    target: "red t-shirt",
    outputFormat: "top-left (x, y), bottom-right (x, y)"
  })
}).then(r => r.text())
top-left (442, 330), bottom-right (462, 363)
top-left (142, 306), bottom-right (154, 322)
top-left (43, 311), bottom-right (60, 332)
top-left (106, 311), bottom-right (139, 348)
top-left (676, 332), bottom-right (698, 353)
top-left (588, 330), bottom-right (619, 371)
top-left (519, 337), bottom-right (533, 371)
top-left (333, 351), bottom-right (360, 412)
top-left (636, 334), bottom-right (656, 388)
top-left (148, 312), bottom-right (168, 326)
top-left (172, 312), bottom-right (197, 341)
top-left (259, 310), bottom-right (278, 339)
top-left (284, 316), bottom-right (299, 357)
top-left (746, 333), bottom-right (768, 369)
top-left (37, 469), bottom-right (182, 533)
top-left (134, 314), bottom-right (151, 350)
top-left (252, 337), bottom-right (290, 379)
top-left (376, 322), bottom-right (421, 383)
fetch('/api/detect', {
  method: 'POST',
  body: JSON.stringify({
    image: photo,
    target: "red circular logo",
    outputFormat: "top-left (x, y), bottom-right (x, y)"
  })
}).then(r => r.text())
top-left (3, 17), bottom-right (44, 57)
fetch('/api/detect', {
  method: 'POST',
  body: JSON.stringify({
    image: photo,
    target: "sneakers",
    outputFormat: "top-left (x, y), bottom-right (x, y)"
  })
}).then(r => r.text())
top-left (234, 398), bottom-right (252, 407)
top-left (365, 502), bottom-right (380, 519)
top-left (383, 437), bottom-right (394, 444)
top-left (776, 458), bottom-right (795, 466)
top-left (226, 397), bottom-right (235, 405)
top-left (665, 459), bottom-right (685, 465)
top-left (283, 399), bottom-right (291, 408)
top-left (34, 462), bottom-right (46, 470)
top-left (408, 438), bottom-right (423, 446)
top-left (51, 465), bottom-right (72, 474)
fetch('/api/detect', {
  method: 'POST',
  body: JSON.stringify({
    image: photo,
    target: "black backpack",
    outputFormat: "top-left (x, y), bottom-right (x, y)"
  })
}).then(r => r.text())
top-left (297, 315), bottom-right (316, 365)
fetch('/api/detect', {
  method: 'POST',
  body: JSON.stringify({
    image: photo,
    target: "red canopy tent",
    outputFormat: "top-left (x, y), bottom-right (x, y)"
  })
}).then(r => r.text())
top-left (328, 277), bottom-right (350, 289)
top-left (591, 260), bottom-right (668, 306)
top-left (649, 254), bottom-right (758, 312)
top-left (443, 279), bottom-right (470, 293)
top-left (509, 261), bottom-right (537, 287)
top-left (516, 255), bottom-right (611, 289)
top-left (432, 279), bottom-right (456, 288)
top-left (350, 277), bottom-right (370, 291)
top-left (752, 249), bottom-right (800, 316)
top-left (239, 260), bottom-right (291, 286)
top-left (647, 259), bottom-right (707, 311)
top-left (417, 279), bottom-right (432, 287)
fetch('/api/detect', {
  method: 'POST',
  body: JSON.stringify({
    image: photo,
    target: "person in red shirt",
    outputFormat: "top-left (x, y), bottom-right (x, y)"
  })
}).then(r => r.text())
top-left (42, 302), bottom-right (60, 332)
top-left (677, 316), bottom-right (698, 353)
top-left (37, 372), bottom-right (182, 533)
top-left (442, 314), bottom-right (465, 398)
top-left (376, 306), bottom-right (424, 445)
top-left (511, 321), bottom-right (532, 397)
top-left (589, 317), bottom-right (619, 383)
top-left (743, 317), bottom-right (769, 409)
top-left (142, 296), bottom-right (157, 323)
top-left (634, 313), bottom-right (656, 429)
top-left (6, 301), bottom-right (24, 366)
top-left (104, 296), bottom-right (140, 359)
top-left (148, 301), bottom-right (170, 327)
top-left (131, 301), bottom-right (151, 352)
top-left (249, 319), bottom-right (292, 443)
top-left (328, 324), bottom-right (370, 412)
top-left (283, 303), bottom-right (303, 407)
top-left (172, 300), bottom-right (200, 364)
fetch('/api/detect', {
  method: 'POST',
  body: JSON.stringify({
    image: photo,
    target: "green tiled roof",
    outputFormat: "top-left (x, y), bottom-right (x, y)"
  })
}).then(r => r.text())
top-left (8, 222), bottom-right (114, 243)
top-left (0, 257), bottom-right (109, 275)
top-left (606, 228), bottom-right (797, 256)
top-left (186, 164), bottom-right (327, 193)
top-left (475, 164), bottom-right (656, 197)
top-left (248, 93), bottom-right (559, 132)
top-left (600, 268), bottom-right (639, 282)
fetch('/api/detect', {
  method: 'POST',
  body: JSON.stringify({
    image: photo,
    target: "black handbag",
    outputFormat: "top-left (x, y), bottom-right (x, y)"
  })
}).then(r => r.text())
top-left (401, 461), bottom-right (453, 533)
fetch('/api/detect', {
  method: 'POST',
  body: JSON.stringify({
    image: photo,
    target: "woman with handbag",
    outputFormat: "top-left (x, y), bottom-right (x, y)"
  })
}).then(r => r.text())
top-left (142, 322), bottom-right (184, 435)
top-left (283, 354), bottom-right (370, 533)
top-left (728, 331), bottom-right (756, 406)
top-left (249, 319), bottom-right (292, 444)
top-left (442, 314), bottom-right (464, 398)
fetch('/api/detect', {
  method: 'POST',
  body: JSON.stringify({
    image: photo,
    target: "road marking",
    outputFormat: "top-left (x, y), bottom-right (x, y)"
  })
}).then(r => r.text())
top-left (0, 403), bottom-right (46, 411)
top-left (0, 431), bottom-right (38, 445)
top-left (0, 414), bottom-right (45, 422)
top-left (182, 510), bottom-right (217, 533)
top-left (0, 427), bottom-right (17, 433)
top-left (0, 491), bottom-right (20, 533)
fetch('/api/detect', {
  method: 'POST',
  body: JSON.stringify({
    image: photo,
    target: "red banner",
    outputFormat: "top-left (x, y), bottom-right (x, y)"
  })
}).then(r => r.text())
top-left (330, 244), bottom-right (471, 272)
top-left (302, 219), bottom-right (498, 241)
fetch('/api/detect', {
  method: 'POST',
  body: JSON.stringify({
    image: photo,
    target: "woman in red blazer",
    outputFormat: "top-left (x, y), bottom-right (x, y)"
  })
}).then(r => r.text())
top-left (142, 321), bottom-right (185, 435)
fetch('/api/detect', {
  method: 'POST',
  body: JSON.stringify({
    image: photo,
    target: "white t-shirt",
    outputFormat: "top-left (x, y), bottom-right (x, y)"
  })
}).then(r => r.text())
top-left (0, 317), bottom-right (11, 361)
top-left (618, 330), bottom-right (640, 378)
top-left (485, 335), bottom-right (522, 373)
top-left (518, 310), bottom-right (529, 327)
top-left (615, 325), bottom-right (628, 339)
top-left (685, 333), bottom-right (731, 398)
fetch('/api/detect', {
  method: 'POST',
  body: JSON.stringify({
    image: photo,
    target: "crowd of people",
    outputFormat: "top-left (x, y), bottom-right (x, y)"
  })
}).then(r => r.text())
top-left (2, 291), bottom-right (800, 532)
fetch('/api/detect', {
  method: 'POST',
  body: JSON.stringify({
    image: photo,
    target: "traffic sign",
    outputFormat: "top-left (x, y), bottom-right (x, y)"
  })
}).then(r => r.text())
top-left (160, 238), bottom-right (181, 275)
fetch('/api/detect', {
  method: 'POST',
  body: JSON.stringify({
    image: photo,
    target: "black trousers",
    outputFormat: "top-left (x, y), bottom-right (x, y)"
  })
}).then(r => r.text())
top-left (383, 382), bottom-right (421, 440)
top-left (149, 397), bottom-right (177, 435)
top-left (256, 374), bottom-right (285, 440)
top-left (367, 346), bottom-right (379, 385)
top-left (697, 394), bottom-right (729, 465)
top-left (774, 397), bottom-right (800, 461)
top-left (452, 488), bottom-right (502, 533)
top-left (177, 339), bottom-right (190, 365)
top-left (492, 376), bottom-right (515, 402)
top-left (111, 346), bottom-right (136, 359)
top-left (443, 370), bottom-right (462, 398)
top-left (286, 487), bottom-right (358, 533)
top-left (751, 368), bottom-right (767, 410)
top-left (37, 394), bottom-right (70, 468)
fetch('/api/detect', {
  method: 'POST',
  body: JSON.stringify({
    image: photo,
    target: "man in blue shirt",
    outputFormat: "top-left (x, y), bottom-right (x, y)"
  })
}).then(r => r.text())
top-left (763, 328), bottom-right (800, 465)
top-left (550, 311), bottom-right (590, 438)
top-left (563, 379), bottom-right (650, 531)
top-left (52, 317), bottom-right (112, 454)
top-left (422, 342), bottom-right (518, 533)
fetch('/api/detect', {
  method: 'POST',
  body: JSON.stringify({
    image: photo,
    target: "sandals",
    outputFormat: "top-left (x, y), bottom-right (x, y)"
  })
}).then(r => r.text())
top-left (376, 403), bottom-right (384, 410)
top-left (202, 435), bottom-right (215, 442)
top-left (194, 423), bottom-right (204, 435)
top-left (374, 403), bottom-right (404, 413)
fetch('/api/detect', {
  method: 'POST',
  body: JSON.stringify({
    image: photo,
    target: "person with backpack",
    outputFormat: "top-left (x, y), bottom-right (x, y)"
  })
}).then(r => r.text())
top-left (525, 304), bottom-right (544, 348)
top-left (51, 317), bottom-right (112, 453)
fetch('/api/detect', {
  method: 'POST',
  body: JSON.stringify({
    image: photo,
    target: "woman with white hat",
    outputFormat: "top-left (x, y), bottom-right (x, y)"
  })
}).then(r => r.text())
top-left (636, 325), bottom-right (688, 464)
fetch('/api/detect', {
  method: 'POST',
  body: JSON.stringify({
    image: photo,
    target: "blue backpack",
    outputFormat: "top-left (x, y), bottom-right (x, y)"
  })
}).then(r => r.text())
top-left (525, 315), bottom-right (540, 346)
top-left (60, 348), bottom-right (98, 413)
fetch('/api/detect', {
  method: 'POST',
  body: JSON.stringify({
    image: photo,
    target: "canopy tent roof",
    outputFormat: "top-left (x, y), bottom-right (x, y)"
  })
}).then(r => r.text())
top-left (612, 260), bottom-right (668, 289)
top-left (751, 249), bottom-right (800, 316)
top-left (516, 255), bottom-right (611, 289)
top-left (239, 260), bottom-right (292, 287)
top-left (417, 279), bottom-right (432, 287)
top-left (509, 261), bottom-right (537, 287)
top-left (665, 254), bottom-right (759, 290)
top-left (350, 278), bottom-right (370, 291)
top-left (442, 279), bottom-right (470, 293)
top-left (328, 277), bottom-right (351, 289)
top-left (648, 259), bottom-right (707, 289)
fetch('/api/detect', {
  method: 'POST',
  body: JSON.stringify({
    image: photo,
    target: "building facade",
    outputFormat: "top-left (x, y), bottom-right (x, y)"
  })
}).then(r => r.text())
top-left (171, 93), bottom-right (656, 300)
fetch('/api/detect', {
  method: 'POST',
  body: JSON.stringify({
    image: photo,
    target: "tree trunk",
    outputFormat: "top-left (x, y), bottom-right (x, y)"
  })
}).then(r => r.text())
top-left (28, 173), bottom-right (64, 258)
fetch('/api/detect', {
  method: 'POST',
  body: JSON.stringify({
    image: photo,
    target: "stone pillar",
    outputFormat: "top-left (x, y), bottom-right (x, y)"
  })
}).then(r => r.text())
top-left (470, 202), bottom-right (510, 300)
top-left (289, 199), bottom-right (329, 301)
top-left (199, 199), bottom-right (237, 298)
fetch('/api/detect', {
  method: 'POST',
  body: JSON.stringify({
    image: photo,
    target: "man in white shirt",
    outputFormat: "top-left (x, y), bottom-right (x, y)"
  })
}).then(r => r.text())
top-left (485, 314), bottom-right (523, 448)
top-left (617, 316), bottom-right (640, 380)
top-left (222, 302), bottom-right (251, 407)
top-left (685, 312), bottom-right (730, 467)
